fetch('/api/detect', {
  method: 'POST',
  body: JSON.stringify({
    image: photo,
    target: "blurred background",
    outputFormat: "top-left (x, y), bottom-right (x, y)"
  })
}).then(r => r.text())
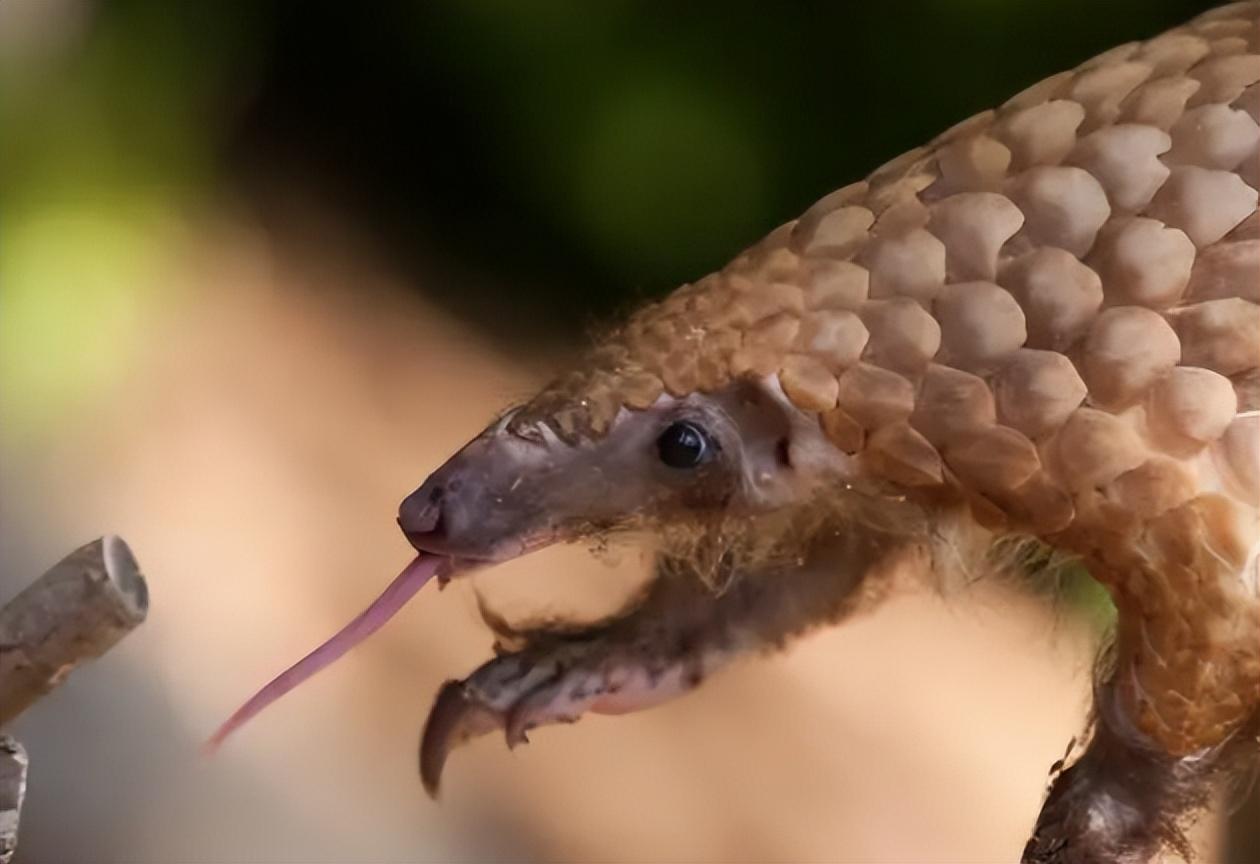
top-left (0, 0), bottom-right (1238, 861)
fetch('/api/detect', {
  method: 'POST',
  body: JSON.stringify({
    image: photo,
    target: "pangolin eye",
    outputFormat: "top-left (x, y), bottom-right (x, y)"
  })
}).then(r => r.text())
top-left (657, 421), bottom-right (712, 469)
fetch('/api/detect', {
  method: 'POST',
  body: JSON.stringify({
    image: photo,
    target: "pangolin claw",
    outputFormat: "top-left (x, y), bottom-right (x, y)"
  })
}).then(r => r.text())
top-left (419, 680), bottom-right (503, 797)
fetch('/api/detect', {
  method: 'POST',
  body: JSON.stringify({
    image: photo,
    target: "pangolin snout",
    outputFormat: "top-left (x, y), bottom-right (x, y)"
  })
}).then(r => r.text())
top-left (398, 432), bottom-right (554, 562)
top-left (398, 475), bottom-right (456, 555)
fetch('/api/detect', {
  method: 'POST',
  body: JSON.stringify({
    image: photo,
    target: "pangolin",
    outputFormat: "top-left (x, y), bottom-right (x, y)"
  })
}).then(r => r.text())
top-left (211, 4), bottom-right (1260, 861)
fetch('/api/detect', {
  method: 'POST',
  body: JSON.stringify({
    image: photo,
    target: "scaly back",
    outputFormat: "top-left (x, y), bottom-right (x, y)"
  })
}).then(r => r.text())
top-left (511, 3), bottom-right (1260, 758)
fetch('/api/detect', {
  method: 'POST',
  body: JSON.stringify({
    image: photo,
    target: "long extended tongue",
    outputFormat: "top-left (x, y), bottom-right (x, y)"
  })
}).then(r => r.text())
top-left (204, 554), bottom-right (448, 754)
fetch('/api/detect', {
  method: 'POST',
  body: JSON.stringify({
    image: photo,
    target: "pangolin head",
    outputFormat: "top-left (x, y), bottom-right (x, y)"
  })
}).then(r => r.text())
top-left (397, 209), bottom-right (886, 573)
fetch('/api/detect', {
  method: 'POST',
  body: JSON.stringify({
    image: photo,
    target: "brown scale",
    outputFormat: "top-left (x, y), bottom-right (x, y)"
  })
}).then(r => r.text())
top-left (512, 2), bottom-right (1260, 762)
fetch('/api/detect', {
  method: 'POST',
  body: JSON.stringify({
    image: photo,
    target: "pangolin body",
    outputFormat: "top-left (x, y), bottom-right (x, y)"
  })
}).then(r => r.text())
top-left (214, 5), bottom-right (1260, 863)
top-left (516, 2), bottom-right (1260, 765)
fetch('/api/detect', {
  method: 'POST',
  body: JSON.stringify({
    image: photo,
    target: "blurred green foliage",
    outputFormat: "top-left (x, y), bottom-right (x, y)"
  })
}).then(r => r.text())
top-left (0, 0), bottom-right (258, 435)
top-left (226, 0), bottom-right (1212, 327)
top-left (2, 0), bottom-right (1215, 355)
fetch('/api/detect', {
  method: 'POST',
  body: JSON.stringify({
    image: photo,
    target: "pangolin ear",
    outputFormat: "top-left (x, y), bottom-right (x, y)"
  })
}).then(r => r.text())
top-left (680, 380), bottom-right (791, 487)
top-left (707, 376), bottom-right (853, 504)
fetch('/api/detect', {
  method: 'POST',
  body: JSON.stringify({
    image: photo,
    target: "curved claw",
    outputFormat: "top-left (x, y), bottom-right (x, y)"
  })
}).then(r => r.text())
top-left (418, 650), bottom-right (603, 795)
top-left (419, 680), bottom-right (504, 797)
top-left (503, 673), bottom-right (591, 749)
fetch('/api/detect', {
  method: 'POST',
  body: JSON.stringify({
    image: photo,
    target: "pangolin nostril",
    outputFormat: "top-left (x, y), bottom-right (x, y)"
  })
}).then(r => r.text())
top-left (399, 485), bottom-right (444, 536)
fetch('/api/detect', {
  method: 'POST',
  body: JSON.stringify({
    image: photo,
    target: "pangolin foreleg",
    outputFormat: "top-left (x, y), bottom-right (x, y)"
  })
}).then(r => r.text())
top-left (420, 529), bottom-right (914, 795)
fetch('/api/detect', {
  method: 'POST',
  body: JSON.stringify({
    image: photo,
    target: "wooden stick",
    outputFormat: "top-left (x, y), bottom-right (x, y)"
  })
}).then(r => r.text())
top-left (0, 536), bottom-right (149, 727)
top-left (0, 737), bottom-right (26, 864)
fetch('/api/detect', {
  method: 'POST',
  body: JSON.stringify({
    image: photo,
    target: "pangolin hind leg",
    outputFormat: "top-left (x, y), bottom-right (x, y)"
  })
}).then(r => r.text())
top-left (1024, 686), bottom-right (1260, 864)
top-left (1025, 494), bottom-right (1260, 862)
top-left (420, 529), bottom-right (913, 795)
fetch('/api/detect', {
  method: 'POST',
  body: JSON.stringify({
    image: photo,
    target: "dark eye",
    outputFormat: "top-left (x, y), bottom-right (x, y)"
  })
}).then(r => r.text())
top-left (657, 421), bottom-right (712, 469)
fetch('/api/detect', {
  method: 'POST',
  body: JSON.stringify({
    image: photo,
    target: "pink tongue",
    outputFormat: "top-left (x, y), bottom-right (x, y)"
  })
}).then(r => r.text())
top-left (204, 554), bottom-right (447, 754)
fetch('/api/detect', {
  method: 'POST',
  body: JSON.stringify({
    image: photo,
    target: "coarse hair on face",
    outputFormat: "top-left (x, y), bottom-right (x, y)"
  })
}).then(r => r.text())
top-left (517, 374), bottom-right (978, 589)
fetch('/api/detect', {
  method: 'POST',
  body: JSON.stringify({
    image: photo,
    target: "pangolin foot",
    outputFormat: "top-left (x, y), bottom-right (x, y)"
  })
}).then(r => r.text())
top-left (420, 633), bottom-right (704, 795)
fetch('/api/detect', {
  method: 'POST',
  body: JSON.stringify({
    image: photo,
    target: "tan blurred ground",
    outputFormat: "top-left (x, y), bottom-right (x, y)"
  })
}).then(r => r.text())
top-left (3, 208), bottom-right (1129, 863)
